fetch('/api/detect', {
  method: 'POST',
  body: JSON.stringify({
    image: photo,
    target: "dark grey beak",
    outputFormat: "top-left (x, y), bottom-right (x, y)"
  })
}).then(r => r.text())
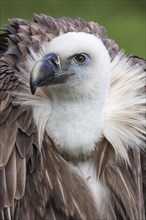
top-left (30, 53), bottom-right (60, 94)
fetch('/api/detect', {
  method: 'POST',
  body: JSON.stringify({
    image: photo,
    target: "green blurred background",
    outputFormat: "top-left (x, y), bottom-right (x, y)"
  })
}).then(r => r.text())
top-left (0, 0), bottom-right (145, 58)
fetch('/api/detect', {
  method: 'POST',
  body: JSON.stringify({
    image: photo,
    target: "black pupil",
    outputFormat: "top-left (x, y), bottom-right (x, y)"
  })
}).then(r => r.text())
top-left (76, 55), bottom-right (85, 63)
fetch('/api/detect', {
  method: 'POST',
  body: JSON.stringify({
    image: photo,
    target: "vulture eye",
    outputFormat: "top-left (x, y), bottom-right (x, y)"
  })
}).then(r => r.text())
top-left (74, 54), bottom-right (87, 64)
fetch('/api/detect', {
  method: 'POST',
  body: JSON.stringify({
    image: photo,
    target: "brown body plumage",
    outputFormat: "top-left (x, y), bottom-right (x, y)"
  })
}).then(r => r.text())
top-left (0, 15), bottom-right (145, 220)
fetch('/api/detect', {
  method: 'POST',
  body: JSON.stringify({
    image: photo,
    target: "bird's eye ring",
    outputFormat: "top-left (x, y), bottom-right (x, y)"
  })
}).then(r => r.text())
top-left (74, 54), bottom-right (86, 64)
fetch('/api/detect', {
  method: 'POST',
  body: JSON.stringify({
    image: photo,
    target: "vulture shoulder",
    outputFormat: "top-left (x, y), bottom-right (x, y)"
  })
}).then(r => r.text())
top-left (0, 14), bottom-right (145, 220)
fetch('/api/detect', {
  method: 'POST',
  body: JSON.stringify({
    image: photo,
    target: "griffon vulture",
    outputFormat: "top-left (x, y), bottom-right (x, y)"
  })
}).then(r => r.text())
top-left (0, 14), bottom-right (145, 220)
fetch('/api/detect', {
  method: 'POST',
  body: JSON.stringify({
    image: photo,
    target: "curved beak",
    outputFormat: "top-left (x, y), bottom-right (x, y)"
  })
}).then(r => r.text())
top-left (30, 53), bottom-right (61, 94)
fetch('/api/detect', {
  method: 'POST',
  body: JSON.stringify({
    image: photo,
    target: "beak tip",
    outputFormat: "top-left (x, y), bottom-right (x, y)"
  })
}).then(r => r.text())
top-left (30, 83), bottom-right (36, 95)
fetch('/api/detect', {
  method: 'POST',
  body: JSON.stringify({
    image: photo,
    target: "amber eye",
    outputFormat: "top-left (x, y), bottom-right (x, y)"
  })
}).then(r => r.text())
top-left (74, 54), bottom-right (86, 64)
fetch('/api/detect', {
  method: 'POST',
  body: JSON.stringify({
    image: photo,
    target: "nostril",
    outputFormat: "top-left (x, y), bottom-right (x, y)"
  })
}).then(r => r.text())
top-left (49, 58), bottom-right (58, 68)
top-left (44, 52), bottom-right (60, 68)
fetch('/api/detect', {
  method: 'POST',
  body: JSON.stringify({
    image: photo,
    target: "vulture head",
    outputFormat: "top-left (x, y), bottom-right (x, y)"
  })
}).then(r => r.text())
top-left (30, 32), bottom-right (111, 97)
top-left (28, 32), bottom-right (111, 158)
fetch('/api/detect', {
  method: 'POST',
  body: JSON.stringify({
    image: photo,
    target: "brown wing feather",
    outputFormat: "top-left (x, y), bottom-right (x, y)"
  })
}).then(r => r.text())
top-left (0, 61), bottom-right (38, 218)
top-left (18, 134), bottom-right (99, 220)
top-left (94, 140), bottom-right (145, 220)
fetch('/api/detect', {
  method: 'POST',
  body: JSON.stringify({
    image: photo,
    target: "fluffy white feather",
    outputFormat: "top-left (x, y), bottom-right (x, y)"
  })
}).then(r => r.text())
top-left (103, 52), bottom-right (146, 163)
